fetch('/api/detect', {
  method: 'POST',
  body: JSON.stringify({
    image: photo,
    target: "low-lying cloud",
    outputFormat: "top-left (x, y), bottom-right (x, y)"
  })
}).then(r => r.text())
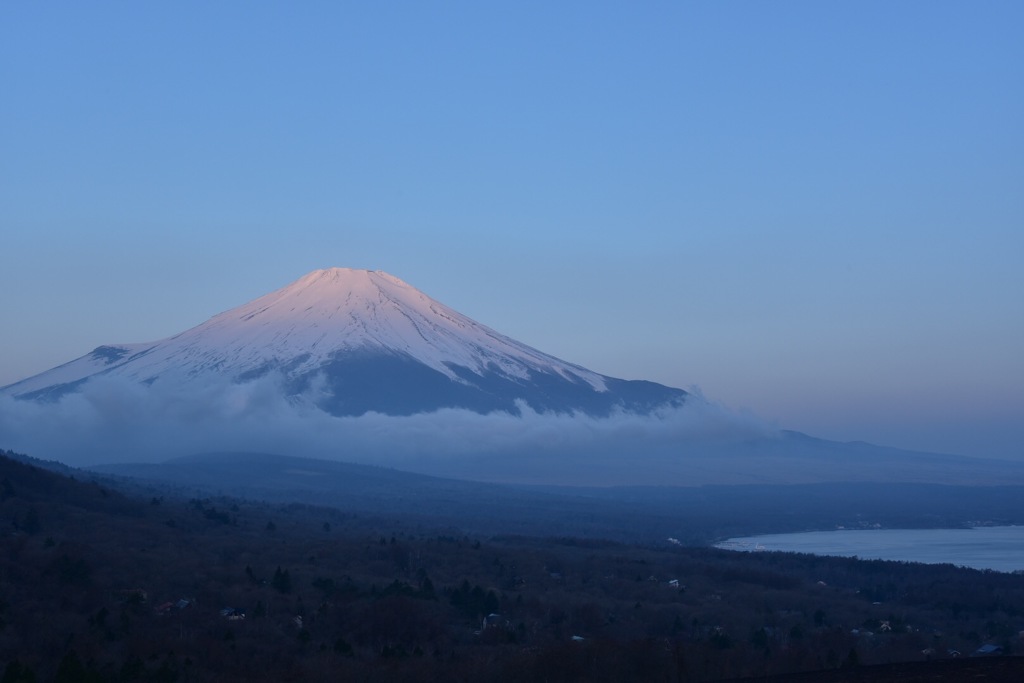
top-left (0, 373), bottom-right (777, 484)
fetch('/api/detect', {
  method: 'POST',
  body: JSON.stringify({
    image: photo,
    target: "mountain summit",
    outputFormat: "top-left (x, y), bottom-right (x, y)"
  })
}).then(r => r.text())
top-left (3, 268), bottom-right (686, 416)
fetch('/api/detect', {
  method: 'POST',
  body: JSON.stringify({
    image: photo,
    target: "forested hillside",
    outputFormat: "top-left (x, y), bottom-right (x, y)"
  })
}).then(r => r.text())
top-left (2, 450), bottom-right (1023, 682)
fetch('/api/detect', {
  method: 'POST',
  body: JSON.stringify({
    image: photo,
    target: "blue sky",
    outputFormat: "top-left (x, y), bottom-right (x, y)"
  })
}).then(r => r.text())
top-left (2, 2), bottom-right (1021, 459)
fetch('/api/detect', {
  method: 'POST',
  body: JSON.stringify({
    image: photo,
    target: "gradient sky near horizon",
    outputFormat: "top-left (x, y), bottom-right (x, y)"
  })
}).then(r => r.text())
top-left (1, 2), bottom-right (1021, 459)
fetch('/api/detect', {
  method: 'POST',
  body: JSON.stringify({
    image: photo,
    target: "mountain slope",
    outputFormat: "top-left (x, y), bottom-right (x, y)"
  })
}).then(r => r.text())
top-left (2, 268), bottom-right (686, 416)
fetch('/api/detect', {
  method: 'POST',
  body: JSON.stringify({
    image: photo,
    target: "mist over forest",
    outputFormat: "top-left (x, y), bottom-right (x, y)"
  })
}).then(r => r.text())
top-left (0, 369), bottom-right (764, 468)
top-left (4, 371), bottom-right (1022, 489)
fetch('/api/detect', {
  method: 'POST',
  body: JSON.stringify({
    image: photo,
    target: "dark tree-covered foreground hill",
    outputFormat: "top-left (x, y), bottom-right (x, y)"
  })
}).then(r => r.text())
top-left (3, 450), bottom-right (1024, 682)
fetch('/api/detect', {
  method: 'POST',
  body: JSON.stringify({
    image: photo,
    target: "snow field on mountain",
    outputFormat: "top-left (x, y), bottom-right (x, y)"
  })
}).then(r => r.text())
top-left (3, 268), bottom-right (609, 398)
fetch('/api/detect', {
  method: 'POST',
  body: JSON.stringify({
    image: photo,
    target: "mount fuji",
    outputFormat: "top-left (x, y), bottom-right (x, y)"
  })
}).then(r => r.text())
top-left (2, 268), bottom-right (686, 417)
top-left (6, 268), bottom-right (1024, 487)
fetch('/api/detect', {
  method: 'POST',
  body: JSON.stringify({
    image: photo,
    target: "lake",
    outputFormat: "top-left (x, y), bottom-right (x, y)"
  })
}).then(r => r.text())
top-left (715, 526), bottom-right (1024, 573)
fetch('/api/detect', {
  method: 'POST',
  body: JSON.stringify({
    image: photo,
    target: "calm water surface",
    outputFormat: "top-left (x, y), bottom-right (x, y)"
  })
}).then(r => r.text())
top-left (715, 526), bottom-right (1024, 573)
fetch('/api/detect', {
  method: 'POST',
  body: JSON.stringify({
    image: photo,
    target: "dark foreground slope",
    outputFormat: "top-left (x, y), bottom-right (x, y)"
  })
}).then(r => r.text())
top-left (3, 449), bottom-right (1024, 682)
top-left (735, 657), bottom-right (1024, 683)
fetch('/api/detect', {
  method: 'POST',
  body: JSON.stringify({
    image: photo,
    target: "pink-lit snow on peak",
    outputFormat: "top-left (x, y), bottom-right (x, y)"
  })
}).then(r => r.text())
top-left (3, 269), bottom-right (607, 395)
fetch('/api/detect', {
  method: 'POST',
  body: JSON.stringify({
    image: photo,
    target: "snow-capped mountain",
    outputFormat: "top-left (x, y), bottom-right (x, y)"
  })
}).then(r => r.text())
top-left (2, 268), bottom-right (686, 416)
